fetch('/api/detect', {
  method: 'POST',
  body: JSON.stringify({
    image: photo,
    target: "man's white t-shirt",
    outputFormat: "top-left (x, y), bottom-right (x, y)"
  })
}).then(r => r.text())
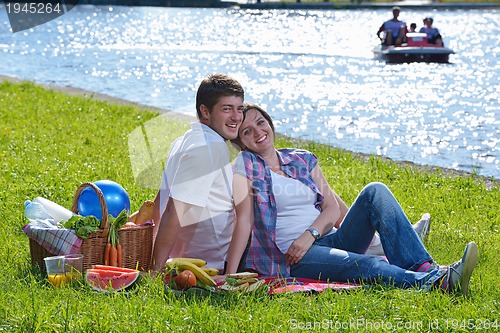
top-left (158, 123), bottom-right (234, 270)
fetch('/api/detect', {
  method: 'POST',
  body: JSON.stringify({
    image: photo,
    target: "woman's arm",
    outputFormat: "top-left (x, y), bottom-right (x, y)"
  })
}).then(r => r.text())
top-left (225, 174), bottom-right (255, 274)
top-left (310, 164), bottom-right (343, 234)
top-left (286, 164), bottom-right (343, 266)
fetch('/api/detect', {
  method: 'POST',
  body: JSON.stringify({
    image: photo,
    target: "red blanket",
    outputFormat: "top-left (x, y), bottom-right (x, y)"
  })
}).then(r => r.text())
top-left (214, 276), bottom-right (362, 294)
top-left (260, 276), bottom-right (361, 294)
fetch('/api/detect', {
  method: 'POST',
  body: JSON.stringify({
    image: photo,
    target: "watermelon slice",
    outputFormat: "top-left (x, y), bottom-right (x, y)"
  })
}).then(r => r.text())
top-left (92, 265), bottom-right (140, 273)
top-left (86, 267), bottom-right (140, 292)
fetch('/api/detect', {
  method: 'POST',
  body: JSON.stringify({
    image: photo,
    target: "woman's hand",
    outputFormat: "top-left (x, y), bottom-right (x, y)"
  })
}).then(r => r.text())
top-left (286, 231), bottom-right (316, 266)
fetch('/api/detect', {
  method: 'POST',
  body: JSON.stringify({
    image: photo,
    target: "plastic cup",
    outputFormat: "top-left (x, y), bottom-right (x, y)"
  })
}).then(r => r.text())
top-left (44, 256), bottom-right (67, 287)
top-left (64, 254), bottom-right (84, 281)
top-left (44, 254), bottom-right (84, 287)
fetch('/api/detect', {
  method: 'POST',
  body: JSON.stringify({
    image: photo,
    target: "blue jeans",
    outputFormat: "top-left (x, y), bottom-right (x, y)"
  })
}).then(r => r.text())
top-left (291, 182), bottom-right (445, 289)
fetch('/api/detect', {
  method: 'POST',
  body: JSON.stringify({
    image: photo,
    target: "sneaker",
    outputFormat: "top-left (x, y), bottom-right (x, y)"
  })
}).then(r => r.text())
top-left (444, 241), bottom-right (479, 297)
top-left (413, 213), bottom-right (431, 242)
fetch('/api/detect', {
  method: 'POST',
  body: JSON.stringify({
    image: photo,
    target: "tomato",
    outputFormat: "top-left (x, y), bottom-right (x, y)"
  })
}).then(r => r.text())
top-left (174, 270), bottom-right (197, 290)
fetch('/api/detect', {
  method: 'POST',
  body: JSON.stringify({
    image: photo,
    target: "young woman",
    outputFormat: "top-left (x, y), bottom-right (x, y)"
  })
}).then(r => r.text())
top-left (226, 103), bottom-right (478, 296)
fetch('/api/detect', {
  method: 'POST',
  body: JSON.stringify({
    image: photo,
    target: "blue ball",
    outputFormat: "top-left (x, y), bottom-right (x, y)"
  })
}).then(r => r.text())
top-left (77, 180), bottom-right (130, 220)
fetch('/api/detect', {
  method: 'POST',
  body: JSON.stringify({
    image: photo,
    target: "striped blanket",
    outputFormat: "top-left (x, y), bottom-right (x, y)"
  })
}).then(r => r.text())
top-left (23, 224), bottom-right (82, 256)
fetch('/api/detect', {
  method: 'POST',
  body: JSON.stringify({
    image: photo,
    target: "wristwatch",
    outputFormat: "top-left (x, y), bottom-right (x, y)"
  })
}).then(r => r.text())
top-left (306, 227), bottom-right (321, 240)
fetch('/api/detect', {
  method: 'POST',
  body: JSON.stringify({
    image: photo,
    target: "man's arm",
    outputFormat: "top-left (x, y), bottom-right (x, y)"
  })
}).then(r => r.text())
top-left (377, 23), bottom-right (385, 40)
top-left (152, 190), bottom-right (162, 242)
top-left (151, 197), bottom-right (191, 272)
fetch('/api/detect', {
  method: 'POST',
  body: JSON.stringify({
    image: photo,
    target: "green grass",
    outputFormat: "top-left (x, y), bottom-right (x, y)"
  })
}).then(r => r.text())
top-left (1, 80), bottom-right (499, 332)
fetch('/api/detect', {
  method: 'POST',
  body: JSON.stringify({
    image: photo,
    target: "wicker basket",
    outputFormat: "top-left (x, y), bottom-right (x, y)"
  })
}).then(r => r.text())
top-left (29, 182), bottom-right (153, 272)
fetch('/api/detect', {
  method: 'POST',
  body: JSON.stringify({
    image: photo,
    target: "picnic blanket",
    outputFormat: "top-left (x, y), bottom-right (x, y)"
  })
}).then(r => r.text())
top-left (262, 277), bottom-right (362, 294)
top-left (165, 275), bottom-right (362, 296)
top-left (211, 276), bottom-right (361, 295)
top-left (23, 224), bottom-right (82, 256)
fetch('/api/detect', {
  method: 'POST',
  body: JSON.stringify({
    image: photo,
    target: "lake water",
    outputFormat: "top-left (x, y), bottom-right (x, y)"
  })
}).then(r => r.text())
top-left (1, 5), bottom-right (498, 179)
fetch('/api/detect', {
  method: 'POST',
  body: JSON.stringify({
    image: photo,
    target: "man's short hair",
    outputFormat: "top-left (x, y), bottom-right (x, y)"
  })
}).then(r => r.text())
top-left (195, 74), bottom-right (244, 119)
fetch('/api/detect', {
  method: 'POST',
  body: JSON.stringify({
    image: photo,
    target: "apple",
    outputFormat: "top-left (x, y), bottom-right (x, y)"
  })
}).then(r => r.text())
top-left (174, 270), bottom-right (197, 290)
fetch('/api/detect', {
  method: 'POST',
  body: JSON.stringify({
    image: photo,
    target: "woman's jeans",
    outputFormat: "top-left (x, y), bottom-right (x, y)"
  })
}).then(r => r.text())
top-left (291, 182), bottom-right (445, 289)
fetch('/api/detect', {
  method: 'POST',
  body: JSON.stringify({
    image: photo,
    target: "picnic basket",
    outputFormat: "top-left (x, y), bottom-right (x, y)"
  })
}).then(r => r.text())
top-left (29, 182), bottom-right (154, 272)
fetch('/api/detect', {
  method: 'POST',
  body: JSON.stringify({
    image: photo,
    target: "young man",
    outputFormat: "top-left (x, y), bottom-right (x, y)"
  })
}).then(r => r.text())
top-left (377, 6), bottom-right (407, 46)
top-left (151, 74), bottom-right (244, 272)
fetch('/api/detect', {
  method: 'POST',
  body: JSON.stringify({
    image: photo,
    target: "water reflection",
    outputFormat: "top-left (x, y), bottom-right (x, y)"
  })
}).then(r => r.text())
top-left (0, 5), bottom-right (498, 178)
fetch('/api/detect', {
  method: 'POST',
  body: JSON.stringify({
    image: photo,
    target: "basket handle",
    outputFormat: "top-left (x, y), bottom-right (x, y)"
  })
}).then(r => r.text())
top-left (71, 182), bottom-right (110, 232)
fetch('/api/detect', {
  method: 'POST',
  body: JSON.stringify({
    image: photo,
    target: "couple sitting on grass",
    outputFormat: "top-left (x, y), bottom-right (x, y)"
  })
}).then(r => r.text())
top-left (151, 73), bottom-right (478, 296)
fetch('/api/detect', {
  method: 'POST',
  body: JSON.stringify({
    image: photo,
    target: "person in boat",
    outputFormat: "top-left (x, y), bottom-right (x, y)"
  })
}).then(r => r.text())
top-left (225, 102), bottom-right (479, 297)
top-left (419, 17), bottom-right (443, 46)
top-left (409, 23), bottom-right (417, 33)
top-left (376, 6), bottom-right (407, 46)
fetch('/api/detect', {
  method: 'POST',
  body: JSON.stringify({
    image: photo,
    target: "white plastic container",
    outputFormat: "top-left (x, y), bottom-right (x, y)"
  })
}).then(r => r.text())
top-left (24, 200), bottom-right (56, 227)
top-left (33, 197), bottom-right (75, 223)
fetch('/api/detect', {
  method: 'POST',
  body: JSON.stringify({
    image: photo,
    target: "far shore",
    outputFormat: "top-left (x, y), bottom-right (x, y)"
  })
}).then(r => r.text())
top-left (1, 74), bottom-right (497, 188)
top-left (73, 0), bottom-right (500, 10)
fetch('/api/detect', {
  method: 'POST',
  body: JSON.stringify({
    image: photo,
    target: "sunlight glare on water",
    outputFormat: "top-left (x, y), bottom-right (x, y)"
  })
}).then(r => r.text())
top-left (0, 5), bottom-right (498, 178)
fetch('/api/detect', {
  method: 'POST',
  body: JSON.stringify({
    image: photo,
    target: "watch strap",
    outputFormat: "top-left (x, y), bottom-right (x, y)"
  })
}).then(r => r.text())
top-left (306, 227), bottom-right (320, 240)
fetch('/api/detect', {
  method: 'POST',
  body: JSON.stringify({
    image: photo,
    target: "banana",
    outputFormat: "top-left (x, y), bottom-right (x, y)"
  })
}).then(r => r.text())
top-left (196, 279), bottom-right (214, 291)
top-left (202, 267), bottom-right (219, 276)
top-left (175, 261), bottom-right (216, 287)
top-left (166, 257), bottom-right (207, 267)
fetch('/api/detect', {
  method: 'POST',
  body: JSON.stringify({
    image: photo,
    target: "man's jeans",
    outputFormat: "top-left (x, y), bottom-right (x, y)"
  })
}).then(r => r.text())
top-left (291, 182), bottom-right (445, 289)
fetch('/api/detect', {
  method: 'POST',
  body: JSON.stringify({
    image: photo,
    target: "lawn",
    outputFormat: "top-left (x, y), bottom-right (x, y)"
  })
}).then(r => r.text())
top-left (0, 79), bottom-right (498, 332)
